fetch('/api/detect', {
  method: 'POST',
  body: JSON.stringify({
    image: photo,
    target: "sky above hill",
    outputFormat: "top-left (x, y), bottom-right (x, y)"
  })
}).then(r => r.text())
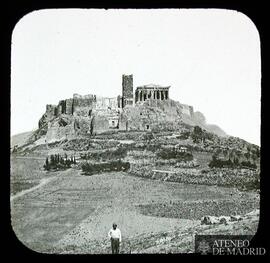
top-left (11, 9), bottom-right (261, 145)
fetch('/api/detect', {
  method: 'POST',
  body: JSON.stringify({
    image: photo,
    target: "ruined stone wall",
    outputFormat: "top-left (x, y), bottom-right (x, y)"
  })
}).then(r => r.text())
top-left (108, 116), bottom-right (119, 128)
top-left (45, 117), bottom-right (75, 143)
top-left (96, 97), bottom-right (118, 109)
top-left (38, 104), bottom-right (57, 129)
top-left (118, 114), bottom-right (128, 131)
top-left (122, 74), bottom-right (133, 107)
top-left (91, 115), bottom-right (110, 133)
top-left (39, 94), bottom-right (226, 141)
top-left (57, 101), bottom-right (64, 115)
top-left (65, 98), bottom-right (73, 115)
top-left (119, 99), bottom-right (184, 132)
top-left (73, 116), bottom-right (92, 135)
top-left (117, 95), bottom-right (123, 108)
top-left (45, 104), bottom-right (57, 118)
top-left (72, 94), bottom-right (96, 115)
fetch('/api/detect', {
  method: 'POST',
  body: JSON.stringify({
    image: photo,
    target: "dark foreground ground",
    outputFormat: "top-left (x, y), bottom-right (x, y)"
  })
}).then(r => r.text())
top-left (10, 156), bottom-right (259, 254)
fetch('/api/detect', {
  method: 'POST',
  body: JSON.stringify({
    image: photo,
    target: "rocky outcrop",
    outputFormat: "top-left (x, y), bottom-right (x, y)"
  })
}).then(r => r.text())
top-left (182, 111), bottom-right (227, 137)
top-left (120, 99), bottom-right (184, 132)
top-left (36, 94), bottom-right (226, 143)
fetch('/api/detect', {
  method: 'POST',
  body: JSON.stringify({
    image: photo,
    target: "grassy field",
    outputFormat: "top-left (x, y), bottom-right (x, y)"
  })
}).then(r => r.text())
top-left (10, 156), bottom-right (259, 254)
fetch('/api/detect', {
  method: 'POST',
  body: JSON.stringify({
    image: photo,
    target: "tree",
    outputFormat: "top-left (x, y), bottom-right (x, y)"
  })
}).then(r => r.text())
top-left (50, 155), bottom-right (55, 166)
top-left (191, 126), bottom-right (203, 143)
top-left (250, 153), bottom-right (257, 165)
top-left (233, 157), bottom-right (239, 166)
top-left (44, 157), bottom-right (50, 170)
top-left (60, 156), bottom-right (65, 164)
top-left (228, 150), bottom-right (236, 162)
top-left (244, 151), bottom-right (251, 162)
top-left (90, 117), bottom-right (94, 136)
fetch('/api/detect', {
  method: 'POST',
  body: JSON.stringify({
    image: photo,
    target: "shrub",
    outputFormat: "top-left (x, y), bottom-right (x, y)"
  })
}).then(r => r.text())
top-left (156, 148), bottom-right (193, 161)
top-left (81, 160), bottom-right (130, 175)
top-left (191, 126), bottom-right (203, 143)
top-left (43, 154), bottom-right (76, 171)
top-left (80, 146), bottom-right (128, 161)
top-left (240, 161), bottom-right (257, 169)
top-left (209, 156), bottom-right (257, 169)
top-left (176, 131), bottom-right (190, 140)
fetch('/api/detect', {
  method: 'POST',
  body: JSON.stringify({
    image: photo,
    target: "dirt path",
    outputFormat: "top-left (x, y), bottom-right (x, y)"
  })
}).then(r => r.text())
top-left (11, 156), bottom-right (45, 160)
top-left (11, 166), bottom-right (259, 254)
top-left (10, 177), bottom-right (55, 202)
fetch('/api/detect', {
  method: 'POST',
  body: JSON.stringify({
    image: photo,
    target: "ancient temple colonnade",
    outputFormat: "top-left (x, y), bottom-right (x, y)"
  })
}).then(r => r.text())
top-left (135, 85), bottom-right (170, 103)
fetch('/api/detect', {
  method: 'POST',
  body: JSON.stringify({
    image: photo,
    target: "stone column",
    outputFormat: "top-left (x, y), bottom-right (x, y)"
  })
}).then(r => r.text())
top-left (154, 90), bottom-right (156, 99)
top-left (135, 91), bottom-right (138, 102)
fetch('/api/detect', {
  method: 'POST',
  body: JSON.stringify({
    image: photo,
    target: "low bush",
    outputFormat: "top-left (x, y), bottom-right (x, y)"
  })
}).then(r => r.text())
top-left (127, 150), bottom-right (156, 159)
top-left (80, 146), bottom-right (128, 161)
top-left (209, 156), bottom-right (257, 169)
top-left (156, 148), bottom-right (193, 161)
top-left (81, 160), bottom-right (130, 175)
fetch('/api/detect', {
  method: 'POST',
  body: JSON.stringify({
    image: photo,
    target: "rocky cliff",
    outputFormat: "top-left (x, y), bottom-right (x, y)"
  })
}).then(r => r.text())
top-left (29, 94), bottom-right (227, 144)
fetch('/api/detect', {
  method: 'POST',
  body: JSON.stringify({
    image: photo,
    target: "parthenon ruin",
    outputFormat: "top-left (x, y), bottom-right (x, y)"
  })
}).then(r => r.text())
top-left (135, 84), bottom-right (170, 103)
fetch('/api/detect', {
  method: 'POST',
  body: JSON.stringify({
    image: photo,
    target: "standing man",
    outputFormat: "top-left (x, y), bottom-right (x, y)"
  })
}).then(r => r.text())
top-left (108, 223), bottom-right (121, 254)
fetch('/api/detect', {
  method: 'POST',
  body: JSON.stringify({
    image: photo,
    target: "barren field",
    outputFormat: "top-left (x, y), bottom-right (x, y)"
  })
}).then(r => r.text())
top-left (10, 156), bottom-right (259, 254)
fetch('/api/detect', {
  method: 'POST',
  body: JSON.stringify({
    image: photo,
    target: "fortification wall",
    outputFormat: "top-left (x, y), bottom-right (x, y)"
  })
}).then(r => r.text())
top-left (92, 115), bottom-right (110, 133)
top-left (96, 97), bottom-right (118, 109)
top-left (65, 98), bottom-right (73, 115)
top-left (39, 91), bottom-right (203, 140)
top-left (72, 93), bottom-right (96, 114)
top-left (119, 100), bottom-right (184, 132)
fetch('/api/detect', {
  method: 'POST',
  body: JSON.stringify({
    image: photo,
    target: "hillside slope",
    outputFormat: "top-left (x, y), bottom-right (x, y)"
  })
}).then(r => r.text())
top-left (11, 131), bottom-right (33, 148)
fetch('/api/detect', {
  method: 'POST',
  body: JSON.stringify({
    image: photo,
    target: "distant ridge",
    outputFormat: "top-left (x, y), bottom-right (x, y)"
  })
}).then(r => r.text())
top-left (11, 131), bottom-right (33, 148)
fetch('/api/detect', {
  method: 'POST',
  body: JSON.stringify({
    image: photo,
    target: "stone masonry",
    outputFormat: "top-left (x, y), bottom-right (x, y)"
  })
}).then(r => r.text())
top-left (39, 74), bottom-right (197, 139)
top-left (135, 84), bottom-right (170, 103)
top-left (122, 74), bottom-right (134, 107)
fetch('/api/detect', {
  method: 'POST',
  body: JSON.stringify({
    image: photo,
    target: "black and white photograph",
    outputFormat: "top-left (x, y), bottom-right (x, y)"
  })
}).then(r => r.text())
top-left (10, 8), bottom-right (262, 254)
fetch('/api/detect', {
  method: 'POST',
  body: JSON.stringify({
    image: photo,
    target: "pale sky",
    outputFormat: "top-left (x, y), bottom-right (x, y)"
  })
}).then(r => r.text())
top-left (11, 9), bottom-right (261, 145)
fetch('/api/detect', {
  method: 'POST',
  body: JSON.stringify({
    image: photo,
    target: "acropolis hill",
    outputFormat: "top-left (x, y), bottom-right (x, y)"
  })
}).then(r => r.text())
top-left (11, 74), bottom-right (260, 255)
top-left (36, 74), bottom-right (226, 143)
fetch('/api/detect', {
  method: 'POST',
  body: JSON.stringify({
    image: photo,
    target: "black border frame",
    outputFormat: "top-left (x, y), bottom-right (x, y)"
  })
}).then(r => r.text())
top-left (4, 0), bottom-right (269, 261)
